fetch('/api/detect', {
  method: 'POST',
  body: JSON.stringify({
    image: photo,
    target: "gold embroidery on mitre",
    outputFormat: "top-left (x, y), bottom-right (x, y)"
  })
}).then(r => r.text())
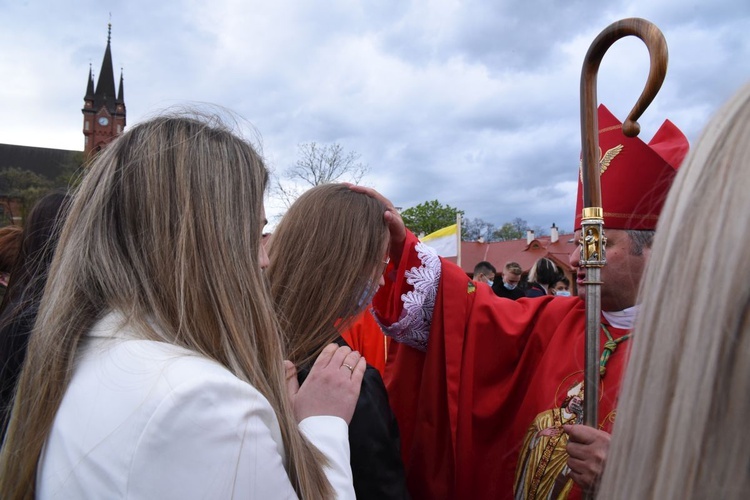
top-left (599, 124), bottom-right (623, 134)
top-left (599, 144), bottom-right (624, 175)
top-left (579, 144), bottom-right (625, 182)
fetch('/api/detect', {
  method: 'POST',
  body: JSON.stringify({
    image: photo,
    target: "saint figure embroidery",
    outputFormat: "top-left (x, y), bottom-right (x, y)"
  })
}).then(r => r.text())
top-left (514, 382), bottom-right (584, 500)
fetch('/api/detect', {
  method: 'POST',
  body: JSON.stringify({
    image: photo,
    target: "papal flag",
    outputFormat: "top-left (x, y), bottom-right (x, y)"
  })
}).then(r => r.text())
top-left (420, 223), bottom-right (459, 258)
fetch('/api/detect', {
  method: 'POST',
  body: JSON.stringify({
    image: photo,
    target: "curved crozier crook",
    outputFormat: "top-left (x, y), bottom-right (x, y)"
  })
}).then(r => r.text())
top-left (578, 18), bottom-right (668, 441)
top-left (580, 18), bottom-right (668, 208)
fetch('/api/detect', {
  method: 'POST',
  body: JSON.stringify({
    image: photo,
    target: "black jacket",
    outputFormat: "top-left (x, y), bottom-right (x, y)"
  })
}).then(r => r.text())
top-left (525, 282), bottom-right (548, 298)
top-left (0, 299), bottom-right (36, 438)
top-left (298, 337), bottom-right (410, 500)
top-left (491, 281), bottom-right (526, 300)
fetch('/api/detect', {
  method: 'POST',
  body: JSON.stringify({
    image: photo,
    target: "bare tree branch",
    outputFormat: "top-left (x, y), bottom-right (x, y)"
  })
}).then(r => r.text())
top-left (272, 142), bottom-right (370, 209)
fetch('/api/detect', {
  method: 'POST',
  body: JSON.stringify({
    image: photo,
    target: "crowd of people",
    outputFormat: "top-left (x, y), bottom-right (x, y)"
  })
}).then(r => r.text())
top-left (0, 81), bottom-right (748, 499)
top-left (475, 258), bottom-right (572, 300)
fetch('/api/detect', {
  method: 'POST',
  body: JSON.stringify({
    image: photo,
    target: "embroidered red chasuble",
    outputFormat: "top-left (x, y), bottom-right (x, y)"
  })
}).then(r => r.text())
top-left (374, 231), bottom-right (629, 500)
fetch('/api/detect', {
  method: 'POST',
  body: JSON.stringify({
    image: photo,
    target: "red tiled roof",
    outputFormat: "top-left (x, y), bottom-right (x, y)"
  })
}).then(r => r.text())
top-left (445, 235), bottom-right (578, 274)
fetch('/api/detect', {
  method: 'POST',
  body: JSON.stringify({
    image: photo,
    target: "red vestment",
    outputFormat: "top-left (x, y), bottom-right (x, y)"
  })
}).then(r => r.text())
top-left (374, 231), bottom-right (629, 499)
top-left (341, 309), bottom-right (389, 377)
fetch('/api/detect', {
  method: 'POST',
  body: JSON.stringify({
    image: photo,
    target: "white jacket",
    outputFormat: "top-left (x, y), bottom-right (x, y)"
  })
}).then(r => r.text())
top-left (37, 313), bottom-right (354, 499)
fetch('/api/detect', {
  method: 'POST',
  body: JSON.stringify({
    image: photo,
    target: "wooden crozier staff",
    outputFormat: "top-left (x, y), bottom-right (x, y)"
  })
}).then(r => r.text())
top-left (579, 18), bottom-right (668, 431)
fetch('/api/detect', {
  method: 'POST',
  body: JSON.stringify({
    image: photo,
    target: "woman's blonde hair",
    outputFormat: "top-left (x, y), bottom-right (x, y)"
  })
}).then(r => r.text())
top-left (0, 113), bottom-right (331, 499)
top-left (267, 183), bottom-right (388, 369)
top-left (597, 83), bottom-right (750, 499)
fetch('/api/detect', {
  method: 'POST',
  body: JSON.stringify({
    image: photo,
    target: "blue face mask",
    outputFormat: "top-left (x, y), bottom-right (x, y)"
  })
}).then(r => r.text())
top-left (504, 282), bottom-right (517, 290)
top-left (487, 280), bottom-right (494, 288)
top-left (556, 290), bottom-right (571, 297)
top-left (356, 281), bottom-right (377, 309)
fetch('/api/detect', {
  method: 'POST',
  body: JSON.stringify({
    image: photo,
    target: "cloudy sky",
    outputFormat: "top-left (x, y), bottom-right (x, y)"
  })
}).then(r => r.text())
top-left (1, 0), bottom-right (748, 232)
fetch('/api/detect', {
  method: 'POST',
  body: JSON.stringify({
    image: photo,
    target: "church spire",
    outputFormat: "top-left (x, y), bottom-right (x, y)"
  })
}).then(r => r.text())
top-left (83, 20), bottom-right (127, 157)
top-left (94, 22), bottom-right (117, 113)
top-left (117, 68), bottom-right (124, 103)
top-left (85, 63), bottom-right (95, 99)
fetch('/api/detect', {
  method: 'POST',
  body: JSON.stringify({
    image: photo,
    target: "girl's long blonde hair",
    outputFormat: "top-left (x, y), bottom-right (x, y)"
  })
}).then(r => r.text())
top-left (267, 183), bottom-right (388, 369)
top-left (0, 113), bottom-right (331, 499)
top-left (597, 83), bottom-right (750, 499)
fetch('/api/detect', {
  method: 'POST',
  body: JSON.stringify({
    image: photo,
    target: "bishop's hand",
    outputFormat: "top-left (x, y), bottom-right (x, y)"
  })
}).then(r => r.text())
top-left (347, 184), bottom-right (406, 266)
top-left (563, 424), bottom-right (611, 493)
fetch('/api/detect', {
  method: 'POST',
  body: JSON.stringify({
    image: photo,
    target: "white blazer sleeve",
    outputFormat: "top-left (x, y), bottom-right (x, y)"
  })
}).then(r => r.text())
top-left (127, 372), bottom-right (350, 499)
top-left (300, 416), bottom-right (355, 500)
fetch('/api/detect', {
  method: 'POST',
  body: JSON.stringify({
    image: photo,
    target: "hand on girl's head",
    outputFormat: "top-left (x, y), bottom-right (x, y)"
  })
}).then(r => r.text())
top-left (347, 184), bottom-right (406, 262)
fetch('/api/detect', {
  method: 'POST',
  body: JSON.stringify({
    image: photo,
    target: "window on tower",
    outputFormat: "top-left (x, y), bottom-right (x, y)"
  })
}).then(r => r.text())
top-left (85, 121), bottom-right (90, 131)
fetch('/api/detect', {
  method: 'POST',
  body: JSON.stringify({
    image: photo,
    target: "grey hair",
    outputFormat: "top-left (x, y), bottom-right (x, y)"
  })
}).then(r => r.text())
top-left (624, 230), bottom-right (655, 256)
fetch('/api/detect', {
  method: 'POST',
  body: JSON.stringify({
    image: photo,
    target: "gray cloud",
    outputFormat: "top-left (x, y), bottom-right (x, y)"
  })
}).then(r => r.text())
top-left (0, 0), bottom-right (748, 233)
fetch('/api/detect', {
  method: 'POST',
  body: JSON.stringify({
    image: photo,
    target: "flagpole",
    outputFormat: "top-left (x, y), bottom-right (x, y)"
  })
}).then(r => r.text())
top-left (456, 212), bottom-right (462, 268)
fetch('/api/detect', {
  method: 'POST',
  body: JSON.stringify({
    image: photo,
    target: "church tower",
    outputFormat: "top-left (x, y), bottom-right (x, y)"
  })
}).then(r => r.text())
top-left (82, 23), bottom-right (126, 156)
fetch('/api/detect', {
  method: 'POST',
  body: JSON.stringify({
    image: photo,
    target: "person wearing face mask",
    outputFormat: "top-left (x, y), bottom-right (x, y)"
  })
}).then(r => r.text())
top-left (267, 184), bottom-right (409, 500)
top-left (550, 277), bottom-right (572, 297)
top-left (473, 261), bottom-right (497, 288)
top-left (492, 261), bottom-right (526, 300)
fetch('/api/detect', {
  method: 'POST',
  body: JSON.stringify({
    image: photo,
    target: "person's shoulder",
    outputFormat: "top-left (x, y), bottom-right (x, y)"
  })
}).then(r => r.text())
top-left (122, 351), bottom-right (293, 499)
top-left (525, 283), bottom-right (546, 297)
top-left (344, 361), bottom-right (384, 404)
top-left (361, 363), bottom-right (386, 390)
top-left (514, 294), bottom-right (584, 316)
top-left (350, 363), bottom-right (392, 430)
top-left (46, 322), bottom-right (277, 497)
top-left (99, 336), bottom-right (237, 382)
top-left (546, 295), bottom-right (585, 316)
top-left (333, 336), bottom-right (383, 383)
top-left (114, 341), bottom-right (276, 450)
top-left (81, 316), bottom-right (264, 409)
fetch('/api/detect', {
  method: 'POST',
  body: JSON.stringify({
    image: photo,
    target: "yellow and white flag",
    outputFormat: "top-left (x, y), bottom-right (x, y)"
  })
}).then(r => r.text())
top-left (420, 223), bottom-right (459, 257)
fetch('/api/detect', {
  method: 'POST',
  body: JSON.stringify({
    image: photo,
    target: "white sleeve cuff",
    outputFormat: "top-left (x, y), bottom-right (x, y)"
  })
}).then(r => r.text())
top-left (299, 416), bottom-right (354, 500)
